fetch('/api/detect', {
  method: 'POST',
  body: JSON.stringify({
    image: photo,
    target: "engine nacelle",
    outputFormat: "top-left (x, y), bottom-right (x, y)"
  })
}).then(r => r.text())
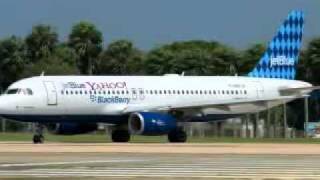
top-left (46, 123), bottom-right (98, 135)
top-left (128, 112), bottom-right (176, 136)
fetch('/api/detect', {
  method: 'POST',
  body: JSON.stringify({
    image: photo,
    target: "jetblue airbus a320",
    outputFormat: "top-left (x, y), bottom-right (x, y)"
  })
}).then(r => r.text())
top-left (0, 10), bottom-right (316, 143)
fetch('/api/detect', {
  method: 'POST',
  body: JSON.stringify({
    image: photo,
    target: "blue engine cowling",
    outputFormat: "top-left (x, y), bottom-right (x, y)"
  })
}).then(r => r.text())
top-left (128, 112), bottom-right (177, 136)
top-left (46, 123), bottom-right (98, 135)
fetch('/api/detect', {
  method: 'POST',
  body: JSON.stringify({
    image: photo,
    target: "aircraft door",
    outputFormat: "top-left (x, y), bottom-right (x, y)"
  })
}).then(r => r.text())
top-left (253, 81), bottom-right (264, 98)
top-left (43, 81), bottom-right (57, 105)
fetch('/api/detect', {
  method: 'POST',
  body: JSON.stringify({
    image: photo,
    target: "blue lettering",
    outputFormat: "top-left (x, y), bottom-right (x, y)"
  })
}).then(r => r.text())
top-left (89, 95), bottom-right (130, 104)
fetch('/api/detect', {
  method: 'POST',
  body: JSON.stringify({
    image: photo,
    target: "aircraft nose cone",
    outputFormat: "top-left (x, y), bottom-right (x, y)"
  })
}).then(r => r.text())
top-left (0, 96), bottom-right (13, 115)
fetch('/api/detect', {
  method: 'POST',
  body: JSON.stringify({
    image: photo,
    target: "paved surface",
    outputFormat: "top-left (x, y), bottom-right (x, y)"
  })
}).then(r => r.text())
top-left (0, 143), bottom-right (320, 179)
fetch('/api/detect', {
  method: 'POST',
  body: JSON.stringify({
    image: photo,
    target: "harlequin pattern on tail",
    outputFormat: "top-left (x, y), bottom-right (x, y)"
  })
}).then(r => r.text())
top-left (248, 10), bottom-right (304, 80)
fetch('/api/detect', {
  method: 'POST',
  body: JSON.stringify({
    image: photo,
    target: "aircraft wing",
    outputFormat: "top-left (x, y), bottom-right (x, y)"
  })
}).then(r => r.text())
top-left (122, 95), bottom-right (301, 114)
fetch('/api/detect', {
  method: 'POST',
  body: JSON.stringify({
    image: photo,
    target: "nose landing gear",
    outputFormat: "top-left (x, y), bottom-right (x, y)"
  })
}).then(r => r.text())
top-left (33, 123), bottom-right (44, 144)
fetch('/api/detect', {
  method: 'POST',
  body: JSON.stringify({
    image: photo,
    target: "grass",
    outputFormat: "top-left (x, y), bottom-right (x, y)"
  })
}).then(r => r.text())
top-left (0, 132), bottom-right (320, 144)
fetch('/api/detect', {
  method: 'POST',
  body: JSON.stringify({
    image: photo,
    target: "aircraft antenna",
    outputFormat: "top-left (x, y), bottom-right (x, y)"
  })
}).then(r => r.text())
top-left (40, 71), bottom-right (45, 76)
top-left (181, 71), bottom-right (185, 76)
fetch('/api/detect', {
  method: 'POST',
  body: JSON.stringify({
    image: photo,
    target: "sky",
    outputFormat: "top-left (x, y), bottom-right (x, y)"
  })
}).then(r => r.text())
top-left (0, 0), bottom-right (319, 50)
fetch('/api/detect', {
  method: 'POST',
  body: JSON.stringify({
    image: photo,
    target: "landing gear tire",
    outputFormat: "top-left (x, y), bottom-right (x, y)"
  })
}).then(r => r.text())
top-left (33, 123), bottom-right (45, 144)
top-left (168, 129), bottom-right (187, 143)
top-left (33, 135), bottom-right (44, 144)
top-left (111, 130), bottom-right (130, 143)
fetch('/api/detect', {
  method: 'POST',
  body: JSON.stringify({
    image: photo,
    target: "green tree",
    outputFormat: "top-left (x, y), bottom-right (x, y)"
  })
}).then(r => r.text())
top-left (25, 24), bottom-right (58, 62)
top-left (96, 40), bottom-right (144, 75)
top-left (0, 36), bottom-right (26, 90)
top-left (68, 21), bottom-right (103, 75)
top-left (144, 40), bottom-right (238, 75)
top-left (239, 43), bottom-right (266, 75)
top-left (22, 45), bottom-right (78, 77)
top-left (297, 38), bottom-right (320, 84)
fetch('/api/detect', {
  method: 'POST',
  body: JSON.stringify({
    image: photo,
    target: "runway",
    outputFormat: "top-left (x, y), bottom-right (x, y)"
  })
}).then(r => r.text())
top-left (1, 143), bottom-right (320, 179)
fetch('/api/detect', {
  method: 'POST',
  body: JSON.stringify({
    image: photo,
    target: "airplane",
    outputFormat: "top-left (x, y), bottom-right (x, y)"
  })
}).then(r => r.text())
top-left (0, 10), bottom-right (314, 143)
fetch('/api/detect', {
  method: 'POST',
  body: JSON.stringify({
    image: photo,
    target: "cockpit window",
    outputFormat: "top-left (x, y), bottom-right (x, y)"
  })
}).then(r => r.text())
top-left (26, 88), bottom-right (33, 95)
top-left (5, 88), bottom-right (33, 95)
top-left (6, 89), bottom-right (19, 94)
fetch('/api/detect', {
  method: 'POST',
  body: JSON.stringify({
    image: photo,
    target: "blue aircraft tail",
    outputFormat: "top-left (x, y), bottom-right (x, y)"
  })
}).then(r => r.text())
top-left (248, 10), bottom-right (304, 80)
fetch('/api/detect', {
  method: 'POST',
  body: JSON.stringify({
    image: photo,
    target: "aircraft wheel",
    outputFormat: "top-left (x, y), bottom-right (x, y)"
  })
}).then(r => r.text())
top-left (111, 130), bottom-right (130, 142)
top-left (33, 135), bottom-right (44, 144)
top-left (168, 129), bottom-right (187, 143)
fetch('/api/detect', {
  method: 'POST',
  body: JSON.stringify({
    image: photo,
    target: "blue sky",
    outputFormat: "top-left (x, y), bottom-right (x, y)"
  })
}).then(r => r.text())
top-left (0, 0), bottom-right (319, 50)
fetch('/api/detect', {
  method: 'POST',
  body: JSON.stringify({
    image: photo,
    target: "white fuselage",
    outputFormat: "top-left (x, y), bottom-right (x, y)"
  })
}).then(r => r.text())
top-left (0, 75), bottom-right (312, 123)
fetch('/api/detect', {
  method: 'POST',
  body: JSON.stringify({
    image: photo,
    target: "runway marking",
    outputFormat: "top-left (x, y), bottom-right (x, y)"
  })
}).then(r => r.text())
top-left (1, 155), bottom-right (320, 179)
top-left (0, 159), bottom-right (147, 167)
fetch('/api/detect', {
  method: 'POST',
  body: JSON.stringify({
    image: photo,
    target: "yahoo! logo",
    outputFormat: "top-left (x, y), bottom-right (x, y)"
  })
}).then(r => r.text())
top-left (85, 82), bottom-right (127, 90)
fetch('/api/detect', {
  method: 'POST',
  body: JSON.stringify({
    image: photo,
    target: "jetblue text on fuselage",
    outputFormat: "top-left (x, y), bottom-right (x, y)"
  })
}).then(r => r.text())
top-left (270, 56), bottom-right (295, 67)
top-left (63, 82), bottom-right (86, 89)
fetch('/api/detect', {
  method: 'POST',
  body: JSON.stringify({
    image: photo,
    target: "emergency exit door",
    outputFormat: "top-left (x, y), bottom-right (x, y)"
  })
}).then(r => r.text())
top-left (43, 81), bottom-right (57, 105)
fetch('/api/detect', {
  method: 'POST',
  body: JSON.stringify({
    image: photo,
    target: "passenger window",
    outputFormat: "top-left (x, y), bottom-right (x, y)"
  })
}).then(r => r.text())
top-left (66, 90), bottom-right (69, 95)
top-left (61, 90), bottom-right (64, 95)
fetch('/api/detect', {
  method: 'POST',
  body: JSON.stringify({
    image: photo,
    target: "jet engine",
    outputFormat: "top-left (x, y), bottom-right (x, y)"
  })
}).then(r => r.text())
top-left (128, 112), bottom-right (176, 135)
top-left (46, 123), bottom-right (98, 135)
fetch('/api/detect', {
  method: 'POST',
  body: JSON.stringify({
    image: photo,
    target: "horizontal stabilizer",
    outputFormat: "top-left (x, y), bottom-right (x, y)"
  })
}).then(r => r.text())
top-left (279, 86), bottom-right (320, 96)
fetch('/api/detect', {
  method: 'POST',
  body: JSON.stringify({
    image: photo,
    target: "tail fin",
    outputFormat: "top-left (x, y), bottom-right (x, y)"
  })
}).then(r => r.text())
top-left (248, 10), bottom-right (304, 80)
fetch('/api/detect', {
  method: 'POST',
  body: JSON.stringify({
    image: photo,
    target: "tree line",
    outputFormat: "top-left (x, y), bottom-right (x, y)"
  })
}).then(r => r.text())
top-left (0, 21), bottom-right (320, 131)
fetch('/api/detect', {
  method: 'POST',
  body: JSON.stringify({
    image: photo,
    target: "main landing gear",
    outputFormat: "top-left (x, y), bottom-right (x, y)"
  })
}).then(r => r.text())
top-left (168, 128), bottom-right (187, 143)
top-left (33, 123), bottom-right (44, 144)
top-left (111, 129), bottom-right (130, 142)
